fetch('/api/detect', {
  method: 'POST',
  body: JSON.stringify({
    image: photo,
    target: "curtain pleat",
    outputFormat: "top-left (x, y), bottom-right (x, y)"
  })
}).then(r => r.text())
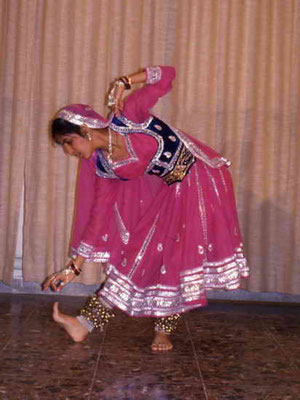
top-left (0, 0), bottom-right (39, 283)
top-left (0, 0), bottom-right (299, 294)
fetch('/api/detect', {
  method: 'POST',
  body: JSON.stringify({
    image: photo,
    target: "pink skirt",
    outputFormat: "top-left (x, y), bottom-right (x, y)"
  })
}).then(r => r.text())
top-left (87, 160), bottom-right (249, 317)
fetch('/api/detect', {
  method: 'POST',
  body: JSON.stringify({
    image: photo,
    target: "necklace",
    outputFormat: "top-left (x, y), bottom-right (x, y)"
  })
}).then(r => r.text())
top-left (108, 128), bottom-right (113, 163)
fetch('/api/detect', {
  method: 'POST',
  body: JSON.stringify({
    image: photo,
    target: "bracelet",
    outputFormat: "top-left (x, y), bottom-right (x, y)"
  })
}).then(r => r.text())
top-left (119, 76), bottom-right (131, 90)
top-left (70, 261), bottom-right (82, 276)
top-left (107, 75), bottom-right (132, 108)
top-left (115, 80), bottom-right (125, 88)
top-left (62, 266), bottom-right (74, 276)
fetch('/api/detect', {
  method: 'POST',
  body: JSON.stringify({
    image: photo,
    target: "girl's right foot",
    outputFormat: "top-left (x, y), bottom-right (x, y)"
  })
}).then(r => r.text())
top-left (151, 331), bottom-right (173, 352)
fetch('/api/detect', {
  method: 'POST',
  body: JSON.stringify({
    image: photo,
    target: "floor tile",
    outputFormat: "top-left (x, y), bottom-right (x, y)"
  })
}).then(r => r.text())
top-left (0, 294), bottom-right (299, 399)
top-left (89, 310), bottom-right (206, 398)
top-left (186, 304), bottom-right (300, 399)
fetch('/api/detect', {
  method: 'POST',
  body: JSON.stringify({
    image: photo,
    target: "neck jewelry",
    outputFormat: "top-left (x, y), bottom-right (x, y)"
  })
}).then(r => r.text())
top-left (108, 128), bottom-right (113, 163)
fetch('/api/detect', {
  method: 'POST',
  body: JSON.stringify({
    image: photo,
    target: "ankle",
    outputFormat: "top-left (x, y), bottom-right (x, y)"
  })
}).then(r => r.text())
top-left (76, 315), bottom-right (94, 333)
top-left (154, 314), bottom-right (181, 335)
top-left (79, 295), bottom-right (115, 331)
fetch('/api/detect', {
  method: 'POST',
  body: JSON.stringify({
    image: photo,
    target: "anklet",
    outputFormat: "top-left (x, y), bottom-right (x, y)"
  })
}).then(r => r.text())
top-left (76, 315), bottom-right (95, 333)
top-left (80, 295), bottom-right (115, 331)
top-left (154, 314), bottom-right (181, 334)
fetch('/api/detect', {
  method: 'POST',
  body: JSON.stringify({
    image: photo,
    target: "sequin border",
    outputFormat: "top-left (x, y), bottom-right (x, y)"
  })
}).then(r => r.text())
top-left (174, 128), bottom-right (231, 168)
top-left (70, 246), bottom-right (110, 263)
top-left (114, 203), bottom-right (130, 245)
top-left (57, 109), bottom-right (111, 129)
top-left (146, 66), bottom-right (162, 84)
top-left (110, 115), bottom-right (185, 177)
top-left (98, 248), bottom-right (248, 317)
top-left (128, 214), bottom-right (159, 279)
top-left (110, 115), bottom-right (231, 173)
top-left (95, 127), bottom-right (139, 179)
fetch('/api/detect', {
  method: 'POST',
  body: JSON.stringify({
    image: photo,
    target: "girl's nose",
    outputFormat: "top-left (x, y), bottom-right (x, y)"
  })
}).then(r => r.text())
top-left (62, 144), bottom-right (75, 156)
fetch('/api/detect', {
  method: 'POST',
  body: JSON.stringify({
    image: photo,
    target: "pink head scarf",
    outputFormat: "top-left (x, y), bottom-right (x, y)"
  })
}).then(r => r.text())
top-left (56, 104), bottom-right (110, 129)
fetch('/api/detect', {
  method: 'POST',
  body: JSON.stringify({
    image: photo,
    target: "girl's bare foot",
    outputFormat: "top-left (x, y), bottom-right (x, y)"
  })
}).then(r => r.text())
top-left (52, 302), bottom-right (89, 342)
top-left (151, 331), bottom-right (173, 352)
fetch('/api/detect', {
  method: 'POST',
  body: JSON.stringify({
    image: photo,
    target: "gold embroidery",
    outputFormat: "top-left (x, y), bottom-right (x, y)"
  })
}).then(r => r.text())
top-left (162, 146), bottom-right (195, 185)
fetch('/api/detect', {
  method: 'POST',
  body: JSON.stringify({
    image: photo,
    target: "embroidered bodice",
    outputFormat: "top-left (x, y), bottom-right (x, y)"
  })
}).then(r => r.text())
top-left (96, 115), bottom-right (196, 185)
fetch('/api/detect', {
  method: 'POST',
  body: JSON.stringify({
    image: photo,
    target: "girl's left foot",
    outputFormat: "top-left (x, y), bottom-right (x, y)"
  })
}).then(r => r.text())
top-left (52, 302), bottom-right (89, 342)
top-left (151, 331), bottom-right (173, 352)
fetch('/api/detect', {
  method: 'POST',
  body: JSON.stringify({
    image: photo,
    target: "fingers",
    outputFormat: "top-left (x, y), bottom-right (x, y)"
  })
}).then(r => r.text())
top-left (42, 268), bottom-right (76, 292)
top-left (111, 86), bottom-right (125, 116)
top-left (50, 279), bottom-right (60, 292)
top-left (113, 102), bottom-right (123, 115)
top-left (50, 276), bottom-right (66, 292)
top-left (113, 106), bottom-right (121, 117)
top-left (42, 274), bottom-right (63, 292)
top-left (42, 276), bottom-right (54, 291)
top-left (42, 281), bottom-right (50, 291)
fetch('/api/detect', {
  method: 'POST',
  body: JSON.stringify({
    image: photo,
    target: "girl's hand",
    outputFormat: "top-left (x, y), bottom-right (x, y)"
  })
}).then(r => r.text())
top-left (107, 70), bottom-right (147, 116)
top-left (108, 81), bottom-right (125, 117)
top-left (113, 83), bottom-right (125, 116)
top-left (42, 265), bottom-right (75, 292)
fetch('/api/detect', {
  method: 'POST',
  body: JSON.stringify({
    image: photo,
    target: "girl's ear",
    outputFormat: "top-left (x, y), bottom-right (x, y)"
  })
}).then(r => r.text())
top-left (80, 124), bottom-right (89, 135)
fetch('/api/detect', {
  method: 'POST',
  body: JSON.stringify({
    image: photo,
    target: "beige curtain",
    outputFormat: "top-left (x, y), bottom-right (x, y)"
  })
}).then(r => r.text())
top-left (1, 0), bottom-right (299, 294)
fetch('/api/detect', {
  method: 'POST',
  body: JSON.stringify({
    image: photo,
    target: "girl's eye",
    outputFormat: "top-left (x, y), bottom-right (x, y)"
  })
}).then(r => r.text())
top-left (62, 139), bottom-right (72, 146)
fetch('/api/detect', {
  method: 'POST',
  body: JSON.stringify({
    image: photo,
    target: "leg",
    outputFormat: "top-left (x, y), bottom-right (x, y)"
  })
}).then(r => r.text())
top-left (53, 295), bottom-right (114, 342)
top-left (152, 314), bottom-right (181, 352)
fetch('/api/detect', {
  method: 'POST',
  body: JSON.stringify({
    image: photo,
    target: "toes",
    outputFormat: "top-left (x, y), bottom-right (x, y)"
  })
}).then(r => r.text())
top-left (151, 343), bottom-right (160, 352)
top-left (151, 342), bottom-right (173, 352)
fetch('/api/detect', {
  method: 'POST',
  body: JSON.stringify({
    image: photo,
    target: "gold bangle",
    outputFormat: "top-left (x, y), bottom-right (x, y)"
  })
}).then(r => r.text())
top-left (119, 76), bottom-right (131, 90)
top-left (115, 79), bottom-right (125, 88)
top-left (70, 261), bottom-right (81, 276)
top-left (62, 266), bottom-right (74, 276)
top-left (126, 75), bottom-right (132, 87)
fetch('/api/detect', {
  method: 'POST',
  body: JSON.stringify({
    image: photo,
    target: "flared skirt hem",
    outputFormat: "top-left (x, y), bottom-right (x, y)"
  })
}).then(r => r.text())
top-left (98, 248), bottom-right (249, 318)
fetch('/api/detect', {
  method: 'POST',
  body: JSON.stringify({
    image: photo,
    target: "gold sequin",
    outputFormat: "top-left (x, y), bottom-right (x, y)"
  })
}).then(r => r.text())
top-left (154, 314), bottom-right (181, 334)
top-left (80, 295), bottom-right (115, 330)
top-left (162, 147), bottom-right (195, 186)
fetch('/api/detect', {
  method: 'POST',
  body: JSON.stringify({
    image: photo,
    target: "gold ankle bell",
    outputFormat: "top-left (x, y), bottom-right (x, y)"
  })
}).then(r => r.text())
top-left (80, 295), bottom-right (115, 330)
top-left (154, 314), bottom-right (181, 334)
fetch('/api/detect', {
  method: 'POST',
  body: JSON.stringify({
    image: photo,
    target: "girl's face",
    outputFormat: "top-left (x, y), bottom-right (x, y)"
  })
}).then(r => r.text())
top-left (57, 133), bottom-right (93, 159)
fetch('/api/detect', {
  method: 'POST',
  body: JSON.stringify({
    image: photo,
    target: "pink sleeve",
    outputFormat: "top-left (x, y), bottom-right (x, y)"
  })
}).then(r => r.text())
top-left (71, 156), bottom-right (117, 258)
top-left (122, 66), bottom-right (176, 123)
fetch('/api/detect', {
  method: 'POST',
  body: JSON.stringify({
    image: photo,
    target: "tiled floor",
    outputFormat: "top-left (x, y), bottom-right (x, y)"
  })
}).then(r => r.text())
top-left (0, 294), bottom-right (299, 399)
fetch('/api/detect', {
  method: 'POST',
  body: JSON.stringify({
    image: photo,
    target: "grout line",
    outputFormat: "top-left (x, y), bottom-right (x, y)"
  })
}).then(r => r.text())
top-left (0, 308), bottom-right (36, 355)
top-left (184, 316), bottom-right (209, 400)
top-left (87, 324), bottom-right (108, 399)
top-left (0, 338), bottom-right (12, 355)
top-left (260, 316), bottom-right (298, 369)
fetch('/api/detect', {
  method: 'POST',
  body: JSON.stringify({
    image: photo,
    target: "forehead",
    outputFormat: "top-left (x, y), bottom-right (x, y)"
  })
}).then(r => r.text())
top-left (55, 133), bottom-right (78, 145)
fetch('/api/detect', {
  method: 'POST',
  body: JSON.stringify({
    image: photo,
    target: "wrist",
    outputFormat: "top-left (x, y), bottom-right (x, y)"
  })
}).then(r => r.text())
top-left (126, 70), bottom-right (147, 85)
top-left (119, 76), bottom-right (131, 90)
top-left (62, 265), bottom-right (75, 277)
top-left (72, 255), bottom-right (85, 268)
top-left (70, 260), bottom-right (81, 276)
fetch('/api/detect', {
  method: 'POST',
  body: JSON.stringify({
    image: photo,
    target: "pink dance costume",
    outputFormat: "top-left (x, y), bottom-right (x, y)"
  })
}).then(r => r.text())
top-left (66, 66), bottom-right (249, 318)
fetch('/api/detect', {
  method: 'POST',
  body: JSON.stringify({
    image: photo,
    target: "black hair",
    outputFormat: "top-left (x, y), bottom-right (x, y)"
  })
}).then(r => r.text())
top-left (51, 118), bottom-right (82, 144)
